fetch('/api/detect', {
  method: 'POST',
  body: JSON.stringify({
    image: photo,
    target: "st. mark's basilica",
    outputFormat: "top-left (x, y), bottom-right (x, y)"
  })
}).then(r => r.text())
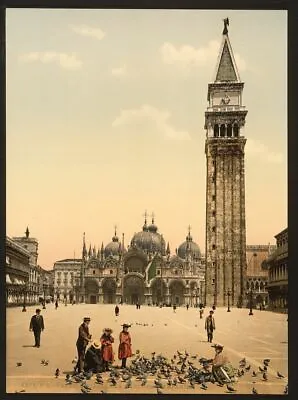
top-left (54, 213), bottom-right (205, 306)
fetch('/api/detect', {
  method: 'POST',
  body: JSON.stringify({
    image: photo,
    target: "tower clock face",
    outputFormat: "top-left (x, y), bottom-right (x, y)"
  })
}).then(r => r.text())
top-left (221, 94), bottom-right (230, 105)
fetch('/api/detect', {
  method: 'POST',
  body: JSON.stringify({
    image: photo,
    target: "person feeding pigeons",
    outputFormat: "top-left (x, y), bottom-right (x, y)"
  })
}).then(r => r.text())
top-left (75, 317), bottom-right (92, 374)
top-left (211, 344), bottom-right (236, 384)
top-left (100, 328), bottom-right (114, 371)
top-left (84, 340), bottom-right (104, 373)
top-left (118, 323), bottom-right (132, 369)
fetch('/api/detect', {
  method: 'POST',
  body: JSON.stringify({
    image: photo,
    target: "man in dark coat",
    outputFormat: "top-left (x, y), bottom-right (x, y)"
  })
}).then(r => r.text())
top-left (205, 310), bottom-right (216, 343)
top-left (115, 305), bottom-right (119, 317)
top-left (29, 309), bottom-right (44, 348)
top-left (75, 317), bottom-right (92, 373)
top-left (84, 341), bottom-right (104, 373)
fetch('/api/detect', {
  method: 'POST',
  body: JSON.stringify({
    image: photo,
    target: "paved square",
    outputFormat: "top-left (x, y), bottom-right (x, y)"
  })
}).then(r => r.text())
top-left (6, 304), bottom-right (288, 394)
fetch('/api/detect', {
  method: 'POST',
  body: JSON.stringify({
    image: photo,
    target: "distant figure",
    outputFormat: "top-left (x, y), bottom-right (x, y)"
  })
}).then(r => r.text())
top-left (55, 300), bottom-right (58, 310)
top-left (205, 310), bottom-right (216, 343)
top-left (186, 304), bottom-right (189, 310)
top-left (173, 304), bottom-right (177, 313)
top-left (100, 328), bottom-right (114, 371)
top-left (64, 299), bottom-right (67, 306)
top-left (212, 305), bottom-right (216, 311)
top-left (29, 308), bottom-right (44, 348)
top-left (115, 305), bottom-right (120, 317)
top-left (75, 317), bottom-right (92, 373)
top-left (199, 308), bottom-right (204, 319)
top-left (259, 304), bottom-right (262, 311)
top-left (84, 341), bottom-right (104, 373)
top-left (118, 324), bottom-right (132, 369)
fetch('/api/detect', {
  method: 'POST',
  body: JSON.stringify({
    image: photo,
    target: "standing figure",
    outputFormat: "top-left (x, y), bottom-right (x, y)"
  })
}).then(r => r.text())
top-left (205, 310), bottom-right (216, 343)
top-left (186, 304), bottom-right (189, 310)
top-left (118, 324), bottom-right (132, 369)
top-left (29, 308), bottom-right (45, 348)
top-left (199, 307), bottom-right (204, 319)
top-left (75, 317), bottom-right (92, 373)
top-left (115, 305), bottom-right (120, 317)
top-left (55, 300), bottom-right (58, 310)
top-left (100, 328), bottom-right (114, 371)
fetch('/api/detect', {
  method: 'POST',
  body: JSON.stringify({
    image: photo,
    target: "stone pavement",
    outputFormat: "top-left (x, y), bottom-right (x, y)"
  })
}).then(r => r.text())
top-left (6, 304), bottom-right (288, 394)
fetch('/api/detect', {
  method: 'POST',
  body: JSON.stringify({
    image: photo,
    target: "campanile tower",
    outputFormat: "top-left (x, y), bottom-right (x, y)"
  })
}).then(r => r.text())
top-left (204, 19), bottom-right (247, 307)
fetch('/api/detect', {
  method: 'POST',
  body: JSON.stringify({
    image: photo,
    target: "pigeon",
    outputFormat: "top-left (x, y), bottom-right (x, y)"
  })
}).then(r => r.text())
top-left (227, 384), bottom-right (237, 392)
top-left (72, 357), bottom-right (78, 364)
top-left (217, 382), bottom-right (224, 387)
top-left (15, 389), bottom-right (26, 393)
top-left (277, 371), bottom-right (285, 378)
top-left (200, 382), bottom-right (208, 390)
top-left (245, 365), bottom-right (251, 371)
top-left (65, 374), bottom-right (71, 381)
top-left (283, 384), bottom-right (288, 394)
top-left (55, 368), bottom-right (60, 378)
top-left (16, 362), bottom-right (22, 367)
top-left (189, 380), bottom-right (195, 389)
top-left (259, 366), bottom-right (264, 372)
top-left (263, 359), bottom-right (270, 364)
top-left (263, 372), bottom-right (268, 381)
top-left (156, 387), bottom-right (163, 394)
top-left (239, 358), bottom-right (246, 364)
top-left (252, 371), bottom-right (257, 377)
top-left (252, 387), bottom-right (258, 394)
top-left (81, 386), bottom-right (90, 394)
top-left (43, 360), bottom-right (49, 366)
top-left (100, 390), bottom-right (107, 394)
top-left (125, 379), bottom-right (132, 388)
top-left (141, 378), bottom-right (147, 386)
top-left (81, 382), bottom-right (92, 391)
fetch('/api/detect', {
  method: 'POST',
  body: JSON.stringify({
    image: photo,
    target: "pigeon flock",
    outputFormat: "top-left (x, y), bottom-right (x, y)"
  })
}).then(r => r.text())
top-left (14, 349), bottom-right (288, 394)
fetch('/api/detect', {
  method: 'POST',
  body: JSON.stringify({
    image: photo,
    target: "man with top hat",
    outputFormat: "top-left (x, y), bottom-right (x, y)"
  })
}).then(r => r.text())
top-left (75, 317), bottom-right (92, 373)
top-left (211, 343), bottom-right (236, 384)
top-left (100, 328), bottom-right (114, 371)
top-left (205, 310), bottom-right (216, 343)
top-left (118, 323), bottom-right (132, 369)
top-left (84, 340), bottom-right (104, 373)
top-left (29, 308), bottom-right (44, 348)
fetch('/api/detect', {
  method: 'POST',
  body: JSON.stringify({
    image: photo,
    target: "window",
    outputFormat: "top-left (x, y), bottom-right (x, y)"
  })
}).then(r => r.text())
top-left (175, 270), bottom-right (178, 275)
top-left (212, 244), bottom-right (216, 250)
top-left (186, 280), bottom-right (189, 284)
top-left (93, 270), bottom-right (95, 275)
top-left (214, 124), bottom-right (219, 137)
top-left (220, 124), bottom-right (226, 137)
top-left (227, 124), bottom-right (232, 137)
top-left (212, 211), bottom-right (216, 216)
top-left (212, 278), bottom-right (215, 285)
top-left (212, 262), bottom-right (216, 267)
top-left (157, 270), bottom-right (160, 275)
top-left (212, 195), bottom-right (216, 201)
top-left (110, 270), bottom-right (113, 275)
top-left (212, 226), bottom-right (216, 232)
top-left (233, 124), bottom-right (239, 137)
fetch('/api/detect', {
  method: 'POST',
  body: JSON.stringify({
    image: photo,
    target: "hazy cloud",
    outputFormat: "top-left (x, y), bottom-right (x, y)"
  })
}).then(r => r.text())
top-left (246, 138), bottom-right (284, 164)
top-left (111, 64), bottom-right (127, 76)
top-left (70, 24), bottom-right (106, 41)
top-left (112, 104), bottom-right (191, 141)
top-left (160, 40), bottom-right (247, 72)
top-left (160, 40), bottom-right (220, 67)
top-left (19, 51), bottom-right (82, 70)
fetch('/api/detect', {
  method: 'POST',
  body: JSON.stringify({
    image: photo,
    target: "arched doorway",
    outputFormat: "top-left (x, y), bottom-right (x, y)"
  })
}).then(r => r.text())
top-left (150, 278), bottom-right (167, 305)
top-left (85, 280), bottom-right (99, 304)
top-left (123, 274), bottom-right (145, 304)
top-left (102, 278), bottom-right (117, 304)
top-left (169, 280), bottom-right (186, 306)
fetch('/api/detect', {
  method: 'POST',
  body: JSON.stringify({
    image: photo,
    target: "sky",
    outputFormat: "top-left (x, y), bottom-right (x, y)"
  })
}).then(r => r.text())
top-left (6, 9), bottom-right (287, 269)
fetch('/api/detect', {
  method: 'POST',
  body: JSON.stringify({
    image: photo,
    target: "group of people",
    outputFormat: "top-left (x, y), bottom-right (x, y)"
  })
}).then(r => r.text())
top-left (75, 317), bottom-right (132, 373)
top-left (28, 304), bottom-right (235, 384)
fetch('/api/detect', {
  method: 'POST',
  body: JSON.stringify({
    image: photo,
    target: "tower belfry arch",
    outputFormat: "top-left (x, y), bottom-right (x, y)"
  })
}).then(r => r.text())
top-left (204, 19), bottom-right (247, 307)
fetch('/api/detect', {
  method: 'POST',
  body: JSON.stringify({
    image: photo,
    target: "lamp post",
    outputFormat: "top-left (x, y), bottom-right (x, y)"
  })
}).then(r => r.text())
top-left (43, 284), bottom-right (46, 309)
top-left (226, 288), bottom-right (231, 312)
top-left (248, 287), bottom-right (254, 316)
top-left (22, 283), bottom-right (27, 312)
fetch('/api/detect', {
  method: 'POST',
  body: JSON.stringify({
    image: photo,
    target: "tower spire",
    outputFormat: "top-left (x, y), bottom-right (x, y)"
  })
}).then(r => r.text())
top-left (82, 232), bottom-right (87, 259)
top-left (25, 226), bottom-right (30, 238)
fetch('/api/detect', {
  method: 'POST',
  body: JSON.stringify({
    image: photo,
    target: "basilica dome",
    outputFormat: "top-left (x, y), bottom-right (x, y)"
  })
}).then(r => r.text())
top-left (131, 217), bottom-right (166, 255)
top-left (178, 231), bottom-right (201, 260)
top-left (104, 230), bottom-right (126, 258)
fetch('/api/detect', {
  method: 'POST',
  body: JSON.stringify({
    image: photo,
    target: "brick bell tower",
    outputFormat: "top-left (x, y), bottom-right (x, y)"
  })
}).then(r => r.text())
top-left (204, 19), bottom-right (248, 308)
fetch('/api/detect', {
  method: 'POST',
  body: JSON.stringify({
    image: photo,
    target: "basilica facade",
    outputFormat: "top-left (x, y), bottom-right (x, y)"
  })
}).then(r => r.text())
top-left (54, 215), bottom-right (205, 306)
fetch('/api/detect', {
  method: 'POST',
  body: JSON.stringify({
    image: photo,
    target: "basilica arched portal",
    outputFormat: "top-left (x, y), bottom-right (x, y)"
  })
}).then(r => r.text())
top-left (102, 278), bottom-right (117, 304)
top-left (169, 280), bottom-right (186, 306)
top-left (85, 280), bottom-right (99, 304)
top-left (123, 274), bottom-right (145, 305)
top-left (150, 278), bottom-right (167, 305)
